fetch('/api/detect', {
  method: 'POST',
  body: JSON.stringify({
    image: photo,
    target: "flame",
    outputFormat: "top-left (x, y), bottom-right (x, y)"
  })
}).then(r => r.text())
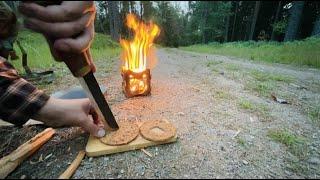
top-left (120, 13), bottom-right (160, 73)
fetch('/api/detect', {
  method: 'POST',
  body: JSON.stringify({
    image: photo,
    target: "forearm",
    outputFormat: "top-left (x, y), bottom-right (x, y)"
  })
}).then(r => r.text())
top-left (0, 57), bottom-right (50, 126)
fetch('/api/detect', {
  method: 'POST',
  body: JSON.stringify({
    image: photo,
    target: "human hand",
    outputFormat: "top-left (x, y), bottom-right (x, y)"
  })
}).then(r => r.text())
top-left (33, 97), bottom-right (106, 138)
top-left (18, 1), bottom-right (96, 72)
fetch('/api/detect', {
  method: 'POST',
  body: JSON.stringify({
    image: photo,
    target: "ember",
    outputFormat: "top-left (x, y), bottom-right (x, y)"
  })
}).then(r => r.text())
top-left (120, 13), bottom-right (160, 98)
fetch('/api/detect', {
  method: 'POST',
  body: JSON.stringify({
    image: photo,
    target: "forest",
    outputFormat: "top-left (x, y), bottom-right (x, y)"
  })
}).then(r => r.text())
top-left (94, 1), bottom-right (320, 47)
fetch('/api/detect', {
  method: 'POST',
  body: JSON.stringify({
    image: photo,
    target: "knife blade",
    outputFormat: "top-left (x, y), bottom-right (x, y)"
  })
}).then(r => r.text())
top-left (65, 51), bottom-right (119, 131)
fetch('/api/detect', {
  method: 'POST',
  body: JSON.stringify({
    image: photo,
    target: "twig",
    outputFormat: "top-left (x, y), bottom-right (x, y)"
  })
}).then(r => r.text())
top-left (58, 150), bottom-right (86, 179)
top-left (141, 148), bottom-right (153, 158)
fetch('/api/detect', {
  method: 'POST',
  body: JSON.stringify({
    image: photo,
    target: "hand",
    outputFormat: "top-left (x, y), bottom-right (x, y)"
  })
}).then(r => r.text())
top-left (18, 1), bottom-right (96, 72)
top-left (33, 97), bottom-right (106, 138)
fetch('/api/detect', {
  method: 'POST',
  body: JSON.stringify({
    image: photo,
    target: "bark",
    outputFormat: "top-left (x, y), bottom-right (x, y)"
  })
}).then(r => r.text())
top-left (248, 1), bottom-right (261, 40)
top-left (312, 14), bottom-right (320, 36)
top-left (224, 15), bottom-right (230, 42)
top-left (271, 1), bottom-right (282, 40)
top-left (231, 2), bottom-right (239, 41)
top-left (284, 1), bottom-right (304, 42)
top-left (108, 1), bottom-right (120, 41)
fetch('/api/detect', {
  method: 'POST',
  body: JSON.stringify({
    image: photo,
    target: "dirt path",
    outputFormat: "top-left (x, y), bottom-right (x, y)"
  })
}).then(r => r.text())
top-left (2, 48), bottom-right (320, 178)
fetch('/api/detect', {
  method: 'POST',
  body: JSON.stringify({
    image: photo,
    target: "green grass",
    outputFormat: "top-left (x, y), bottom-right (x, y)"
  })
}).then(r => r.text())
top-left (244, 70), bottom-right (294, 97)
top-left (268, 129), bottom-right (300, 147)
top-left (307, 105), bottom-right (320, 125)
top-left (180, 37), bottom-right (320, 69)
top-left (223, 63), bottom-right (240, 71)
top-left (236, 137), bottom-right (246, 147)
top-left (238, 98), bottom-right (271, 120)
top-left (238, 99), bottom-right (255, 110)
top-left (267, 129), bottom-right (308, 159)
top-left (250, 70), bottom-right (294, 83)
top-left (11, 30), bottom-right (121, 73)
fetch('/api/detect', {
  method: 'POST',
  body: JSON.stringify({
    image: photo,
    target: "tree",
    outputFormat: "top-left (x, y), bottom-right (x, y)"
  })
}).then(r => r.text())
top-left (271, 1), bottom-right (282, 40)
top-left (120, 1), bottom-right (130, 38)
top-left (231, 1), bottom-right (239, 41)
top-left (108, 1), bottom-right (120, 41)
top-left (129, 1), bottom-right (137, 14)
top-left (248, 1), bottom-right (261, 40)
top-left (141, 1), bottom-right (154, 20)
top-left (284, 1), bottom-right (304, 41)
top-left (312, 14), bottom-right (320, 36)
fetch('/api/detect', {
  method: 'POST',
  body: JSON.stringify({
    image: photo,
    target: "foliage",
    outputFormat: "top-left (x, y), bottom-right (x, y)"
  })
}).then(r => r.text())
top-left (180, 37), bottom-right (320, 69)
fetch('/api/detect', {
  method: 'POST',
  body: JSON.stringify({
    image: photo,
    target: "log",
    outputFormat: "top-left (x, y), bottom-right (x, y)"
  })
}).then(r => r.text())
top-left (0, 128), bottom-right (55, 179)
top-left (58, 150), bottom-right (86, 179)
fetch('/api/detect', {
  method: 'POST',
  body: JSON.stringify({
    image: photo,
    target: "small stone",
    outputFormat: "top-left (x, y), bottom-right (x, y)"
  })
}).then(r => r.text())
top-left (308, 157), bottom-right (320, 165)
top-left (177, 112), bottom-right (185, 116)
top-left (89, 157), bottom-right (93, 162)
top-left (104, 157), bottom-right (109, 161)
top-left (285, 170), bottom-right (292, 176)
top-left (117, 174), bottom-right (122, 178)
top-left (219, 71), bottom-right (224, 75)
top-left (242, 160), bottom-right (249, 165)
top-left (220, 146), bottom-right (225, 151)
top-left (120, 169), bottom-right (124, 174)
top-left (20, 175), bottom-right (26, 179)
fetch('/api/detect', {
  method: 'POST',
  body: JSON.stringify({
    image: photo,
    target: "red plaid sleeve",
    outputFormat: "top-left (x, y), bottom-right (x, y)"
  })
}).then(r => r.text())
top-left (0, 57), bottom-right (50, 126)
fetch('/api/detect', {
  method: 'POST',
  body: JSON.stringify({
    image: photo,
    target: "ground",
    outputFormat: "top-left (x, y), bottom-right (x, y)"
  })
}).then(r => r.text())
top-left (1, 48), bottom-right (320, 178)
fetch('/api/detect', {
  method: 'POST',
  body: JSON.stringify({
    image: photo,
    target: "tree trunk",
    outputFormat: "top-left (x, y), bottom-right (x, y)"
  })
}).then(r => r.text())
top-left (284, 1), bottom-right (304, 42)
top-left (312, 15), bottom-right (320, 36)
top-left (140, 1), bottom-right (143, 19)
top-left (248, 1), bottom-right (261, 40)
top-left (130, 1), bottom-right (136, 14)
top-left (231, 2), bottom-right (239, 41)
top-left (224, 15), bottom-right (230, 42)
top-left (108, 1), bottom-right (120, 41)
top-left (271, 1), bottom-right (282, 41)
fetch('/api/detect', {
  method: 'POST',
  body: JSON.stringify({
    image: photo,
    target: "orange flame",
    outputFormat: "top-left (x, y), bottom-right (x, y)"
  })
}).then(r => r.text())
top-left (120, 13), bottom-right (160, 73)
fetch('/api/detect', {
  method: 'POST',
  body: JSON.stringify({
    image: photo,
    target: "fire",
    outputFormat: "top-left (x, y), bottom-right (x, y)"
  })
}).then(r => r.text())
top-left (120, 13), bottom-right (160, 98)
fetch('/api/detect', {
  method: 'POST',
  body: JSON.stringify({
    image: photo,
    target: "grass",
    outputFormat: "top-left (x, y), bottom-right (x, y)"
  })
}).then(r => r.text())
top-left (180, 37), bottom-right (320, 69)
top-left (223, 63), bottom-right (240, 71)
top-left (11, 30), bottom-right (121, 73)
top-left (215, 90), bottom-right (231, 99)
top-left (238, 99), bottom-right (255, 110)
top-left (238, 98), bottom-right (271, 120)
top-left (250, 70), bottom-right (294, 83)
top-left (236, 137), bottom-right (246, 147)
top-left (307, 105), bottom-right (320, 125)
top-left (245, 70), bottom-right (294, 97)
top-left (267, 129), bottom-right (308, 159)
top-left (268, 129), bottom-right (300, 147)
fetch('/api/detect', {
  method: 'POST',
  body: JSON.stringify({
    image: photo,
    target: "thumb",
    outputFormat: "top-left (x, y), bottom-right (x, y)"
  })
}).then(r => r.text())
top-left (80, 116), bottom-right (105, 138)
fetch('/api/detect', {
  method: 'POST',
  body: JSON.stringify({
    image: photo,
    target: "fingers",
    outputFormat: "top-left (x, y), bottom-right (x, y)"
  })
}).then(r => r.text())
top-left (80, 116), bottom-right (106, 138)
top-left (86, 49), bottom-right (96, 73)
top-left (53, 21), bottom-right (94, 53)
top-left (78, 99), bottom-right (105, 138)
top-left (19, 1), bottom-right (95, 22)
top-left (24, 12), bottom-right (93, 38)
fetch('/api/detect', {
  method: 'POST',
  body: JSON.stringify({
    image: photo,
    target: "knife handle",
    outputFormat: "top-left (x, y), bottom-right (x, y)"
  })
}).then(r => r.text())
top-left (64, 52), bottom-right (92, 77)
top-left (30, 1), bottom-right (92, 77)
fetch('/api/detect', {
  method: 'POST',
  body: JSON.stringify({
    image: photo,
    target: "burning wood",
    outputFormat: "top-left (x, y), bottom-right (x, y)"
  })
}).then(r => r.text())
top-left (120, 13), bottom-right (160, 98)
top-left (121, 69), bottom-right (151, 98)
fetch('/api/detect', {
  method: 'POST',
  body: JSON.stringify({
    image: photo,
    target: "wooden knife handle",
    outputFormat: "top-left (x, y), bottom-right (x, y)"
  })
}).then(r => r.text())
top-left (64, 52), bottom-right (92, 77)
top-left (31, 1), bottom-right (92, 77)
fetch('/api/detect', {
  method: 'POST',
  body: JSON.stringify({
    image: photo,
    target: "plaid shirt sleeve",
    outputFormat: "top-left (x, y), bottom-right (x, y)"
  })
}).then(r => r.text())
top-left (0, 57), bottom-right (50, 126)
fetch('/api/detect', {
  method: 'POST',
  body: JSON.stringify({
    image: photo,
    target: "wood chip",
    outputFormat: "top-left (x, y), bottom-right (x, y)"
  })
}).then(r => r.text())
top-left (141, 149), bottom-right (153, 158)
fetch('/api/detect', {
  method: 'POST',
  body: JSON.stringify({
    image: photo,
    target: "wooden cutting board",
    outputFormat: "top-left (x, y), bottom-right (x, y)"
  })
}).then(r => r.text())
top-left (85, 121), bottom-right (177, 157)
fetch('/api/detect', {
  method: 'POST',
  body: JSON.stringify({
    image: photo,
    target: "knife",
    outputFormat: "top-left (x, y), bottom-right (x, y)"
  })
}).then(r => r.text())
top-left (64, 52), bottom-right (119, 131)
